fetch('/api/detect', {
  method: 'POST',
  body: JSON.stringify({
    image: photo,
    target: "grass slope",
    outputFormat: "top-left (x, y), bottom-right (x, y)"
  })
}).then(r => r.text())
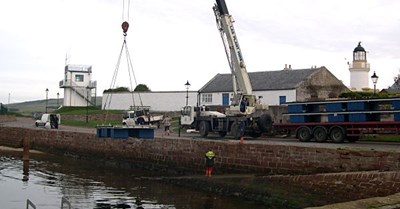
top-left (6, 97), bottom-right (102, 116)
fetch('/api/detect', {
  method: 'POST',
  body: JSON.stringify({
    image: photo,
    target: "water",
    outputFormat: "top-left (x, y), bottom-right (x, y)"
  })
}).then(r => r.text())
top-left (0, 149), bottom-right (267, 209)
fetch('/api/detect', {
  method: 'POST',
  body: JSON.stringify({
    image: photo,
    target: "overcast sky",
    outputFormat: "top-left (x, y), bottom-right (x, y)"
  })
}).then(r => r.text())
top-left (1, 0), bottom-right (399, 104)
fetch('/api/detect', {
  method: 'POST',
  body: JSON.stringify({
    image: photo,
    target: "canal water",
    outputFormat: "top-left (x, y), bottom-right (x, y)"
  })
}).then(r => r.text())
top-left (0, 149), bottom-right (268, 209)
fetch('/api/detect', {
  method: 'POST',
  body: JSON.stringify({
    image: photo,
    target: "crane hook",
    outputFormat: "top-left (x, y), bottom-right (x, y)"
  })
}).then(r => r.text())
top-left (122, 21), bottom-right (129, 36)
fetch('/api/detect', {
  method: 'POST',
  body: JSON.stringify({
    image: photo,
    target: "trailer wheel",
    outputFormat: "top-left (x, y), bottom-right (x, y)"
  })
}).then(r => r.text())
top-left (230, 122), bottom-right (242, 140)
top-left (313, 126), bottom-right (328, 142)
top-left (330, 126), bottom-right (346, 143)
top-left (296, 126), bottom-right (312, 142)
top-left (218, 131), bottom-right (227, 137)
top-left (199, 121), bottom-right (210, 137)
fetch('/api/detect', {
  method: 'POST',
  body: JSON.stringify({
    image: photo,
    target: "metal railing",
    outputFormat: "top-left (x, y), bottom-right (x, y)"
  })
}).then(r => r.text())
top-left (26, 199), bottom-right (36, 209)
top-left (59, 79), bottom-right (96, 106)
top-left (26, 197), bottom-right (71, 209)
top-left (61, 197), bottom-right (71, 209)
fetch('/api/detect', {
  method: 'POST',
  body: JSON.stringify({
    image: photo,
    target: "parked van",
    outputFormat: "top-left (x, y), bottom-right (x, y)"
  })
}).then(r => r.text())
top-left (35, 113), bottom-right (61, 129)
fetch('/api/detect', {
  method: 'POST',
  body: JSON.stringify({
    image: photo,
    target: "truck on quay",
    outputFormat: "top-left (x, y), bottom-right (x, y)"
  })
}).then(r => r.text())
top-left (180, 0), bottom-right (272, 139)
top-left (273, 97), bottom-right (400, 143)
top-left (122, 106), bottom-right (163, 128)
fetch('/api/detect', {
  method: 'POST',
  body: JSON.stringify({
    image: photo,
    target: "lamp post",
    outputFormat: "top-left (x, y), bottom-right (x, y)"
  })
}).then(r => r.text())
top-left (45, 88), bottom-right (49, 113)
top-left (56, 92), bottom-right (59, 108)
top-left (86, 86), bottom-right (90, 123)
top-left (371, 71), bottom-right (379, 95)
top-left (185, 80), bottom-right (191, 106)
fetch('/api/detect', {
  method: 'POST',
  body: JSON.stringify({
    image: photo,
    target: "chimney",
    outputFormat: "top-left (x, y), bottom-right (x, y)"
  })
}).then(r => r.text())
top-left (283, 64), bottom-right (292, 71)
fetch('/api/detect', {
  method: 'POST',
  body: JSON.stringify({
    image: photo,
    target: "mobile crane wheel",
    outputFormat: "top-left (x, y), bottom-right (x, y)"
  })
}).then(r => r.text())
top-left (230, 122), bottom-right (242, 139)
top-left (258, 113), bottom-right (272, 133)
top-left (199, 121), bottom-right (210, 137)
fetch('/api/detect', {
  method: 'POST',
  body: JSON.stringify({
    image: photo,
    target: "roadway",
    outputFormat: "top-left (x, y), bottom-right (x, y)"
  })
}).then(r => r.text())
top-left (2, 117), bottom-right (400, 153)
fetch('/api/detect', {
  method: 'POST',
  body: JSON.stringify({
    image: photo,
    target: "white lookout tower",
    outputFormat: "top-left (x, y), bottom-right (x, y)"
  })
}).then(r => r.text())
top-left (59, 65), bottom-right (97, 107)
top-left (349, 42), bottom-right (370, 91)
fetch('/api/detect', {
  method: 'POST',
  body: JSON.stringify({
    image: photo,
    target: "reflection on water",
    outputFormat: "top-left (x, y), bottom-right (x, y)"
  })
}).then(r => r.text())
top-left (0, 150), bottom-right (266, 209)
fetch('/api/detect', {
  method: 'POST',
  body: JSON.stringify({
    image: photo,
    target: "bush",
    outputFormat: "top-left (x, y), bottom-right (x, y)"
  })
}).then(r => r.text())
top-left (339, 92), bottom-right (389, 99)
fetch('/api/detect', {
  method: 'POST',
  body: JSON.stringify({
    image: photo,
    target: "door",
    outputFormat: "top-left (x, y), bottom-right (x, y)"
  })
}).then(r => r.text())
top-left (279, 96), bottom-right (286, 105)
top-left (222, 93), bottom-right (229, 106)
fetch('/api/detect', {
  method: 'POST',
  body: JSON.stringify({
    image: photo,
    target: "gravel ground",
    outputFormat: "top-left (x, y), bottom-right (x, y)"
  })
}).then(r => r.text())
top-left (2, 117), bottom-right (400, 153)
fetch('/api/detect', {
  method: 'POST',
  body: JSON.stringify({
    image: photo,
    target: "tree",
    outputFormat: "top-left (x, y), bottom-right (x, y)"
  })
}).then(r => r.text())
top-left (0, 103), bottom-right (8, 115)
top-left (134, 84), bottom-right (151, 92)
top-left (103, 87), bottom-right (130, 93)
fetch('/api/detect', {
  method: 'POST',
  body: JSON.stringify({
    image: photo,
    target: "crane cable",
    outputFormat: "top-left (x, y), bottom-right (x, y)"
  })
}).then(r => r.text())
top-left (103, 0), bottom-right (144, 123)
top-left (122, 0), bottom-right (130, 23)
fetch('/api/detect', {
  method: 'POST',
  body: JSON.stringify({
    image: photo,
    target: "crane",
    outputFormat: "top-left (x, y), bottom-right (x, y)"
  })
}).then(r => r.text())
top-left (180, 0), bottom-right (271, 139)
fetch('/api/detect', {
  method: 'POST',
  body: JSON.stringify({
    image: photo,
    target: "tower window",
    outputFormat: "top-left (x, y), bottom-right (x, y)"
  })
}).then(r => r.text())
top-left (75, 74), bottom-right (84, 82)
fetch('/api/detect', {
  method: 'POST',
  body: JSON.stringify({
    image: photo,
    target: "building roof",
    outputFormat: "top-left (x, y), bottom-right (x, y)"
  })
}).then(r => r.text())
top-left (353, 42), bottom-right (366, 52)
top-left (200, 67), bottom-right (322, 93)
top-left (384, 83), bottom-right (400, 93)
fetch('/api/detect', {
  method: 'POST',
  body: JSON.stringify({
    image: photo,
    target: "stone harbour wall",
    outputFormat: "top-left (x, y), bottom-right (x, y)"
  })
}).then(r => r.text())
top-left (0, 127), bottom-right (399, 175)
top-left (2, 126), bottom-right (400, 201)
top-left (60, 113), bottom-right (123, 122)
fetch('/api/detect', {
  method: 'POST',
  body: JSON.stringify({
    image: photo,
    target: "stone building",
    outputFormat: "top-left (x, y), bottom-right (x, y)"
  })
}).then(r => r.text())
top-left (199, 66), bottom-right (349, 106)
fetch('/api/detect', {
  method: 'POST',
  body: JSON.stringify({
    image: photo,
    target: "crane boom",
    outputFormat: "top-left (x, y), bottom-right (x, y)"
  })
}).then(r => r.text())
top-left (213, 0), bottom-right (253, 106)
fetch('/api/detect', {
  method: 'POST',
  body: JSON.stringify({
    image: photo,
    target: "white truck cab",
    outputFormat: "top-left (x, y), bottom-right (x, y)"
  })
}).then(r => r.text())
top-left (122, 108), bottom-right (163, 128)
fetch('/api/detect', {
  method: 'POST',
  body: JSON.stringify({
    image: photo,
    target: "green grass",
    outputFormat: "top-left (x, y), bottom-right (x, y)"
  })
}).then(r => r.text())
top-left (55, 106), bottom-right (124, 115)
top-left (62, 119), bottom-right (121, 128)
top-left (360, 135), bottom-right (400, 142)
top-left (7, 97), bottom-right (103, 116)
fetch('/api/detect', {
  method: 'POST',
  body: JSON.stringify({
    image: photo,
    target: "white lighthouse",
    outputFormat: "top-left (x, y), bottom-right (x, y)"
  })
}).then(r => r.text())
top-left (349, 42), bottom-right (370, 91)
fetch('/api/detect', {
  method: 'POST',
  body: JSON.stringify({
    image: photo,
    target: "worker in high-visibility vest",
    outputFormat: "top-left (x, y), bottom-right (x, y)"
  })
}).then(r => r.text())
top-left (205, 149), bottom-right (216, 177)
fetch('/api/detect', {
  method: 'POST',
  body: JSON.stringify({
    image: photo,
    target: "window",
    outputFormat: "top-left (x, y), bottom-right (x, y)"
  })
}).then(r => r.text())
top-left (354, 51), bottom-right (366, 61)
top-left (75, 74), bottom-right (84, 82)
top-left (202, 93), bottom-right (212, 103)
top-left (181, 106), bottom-right (192, 116)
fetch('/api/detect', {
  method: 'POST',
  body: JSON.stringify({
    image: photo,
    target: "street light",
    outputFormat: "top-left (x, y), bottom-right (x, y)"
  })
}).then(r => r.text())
top-left (57, 92), bottom-right (60, 108)
top-left (45, 88), bottom-right (49, 113)
top-left (86, 86), bottom-right (90, 123)
top-left (185, 80), bottom-right (191, 106)
top-left (371, 71), bottom-right (379, 95)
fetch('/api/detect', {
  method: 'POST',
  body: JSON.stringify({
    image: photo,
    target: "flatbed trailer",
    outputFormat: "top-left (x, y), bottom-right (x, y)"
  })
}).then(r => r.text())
top-left (273, 121), bottom-right (400, 143)
top-left (272, 97), bottom-right (400, 143)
